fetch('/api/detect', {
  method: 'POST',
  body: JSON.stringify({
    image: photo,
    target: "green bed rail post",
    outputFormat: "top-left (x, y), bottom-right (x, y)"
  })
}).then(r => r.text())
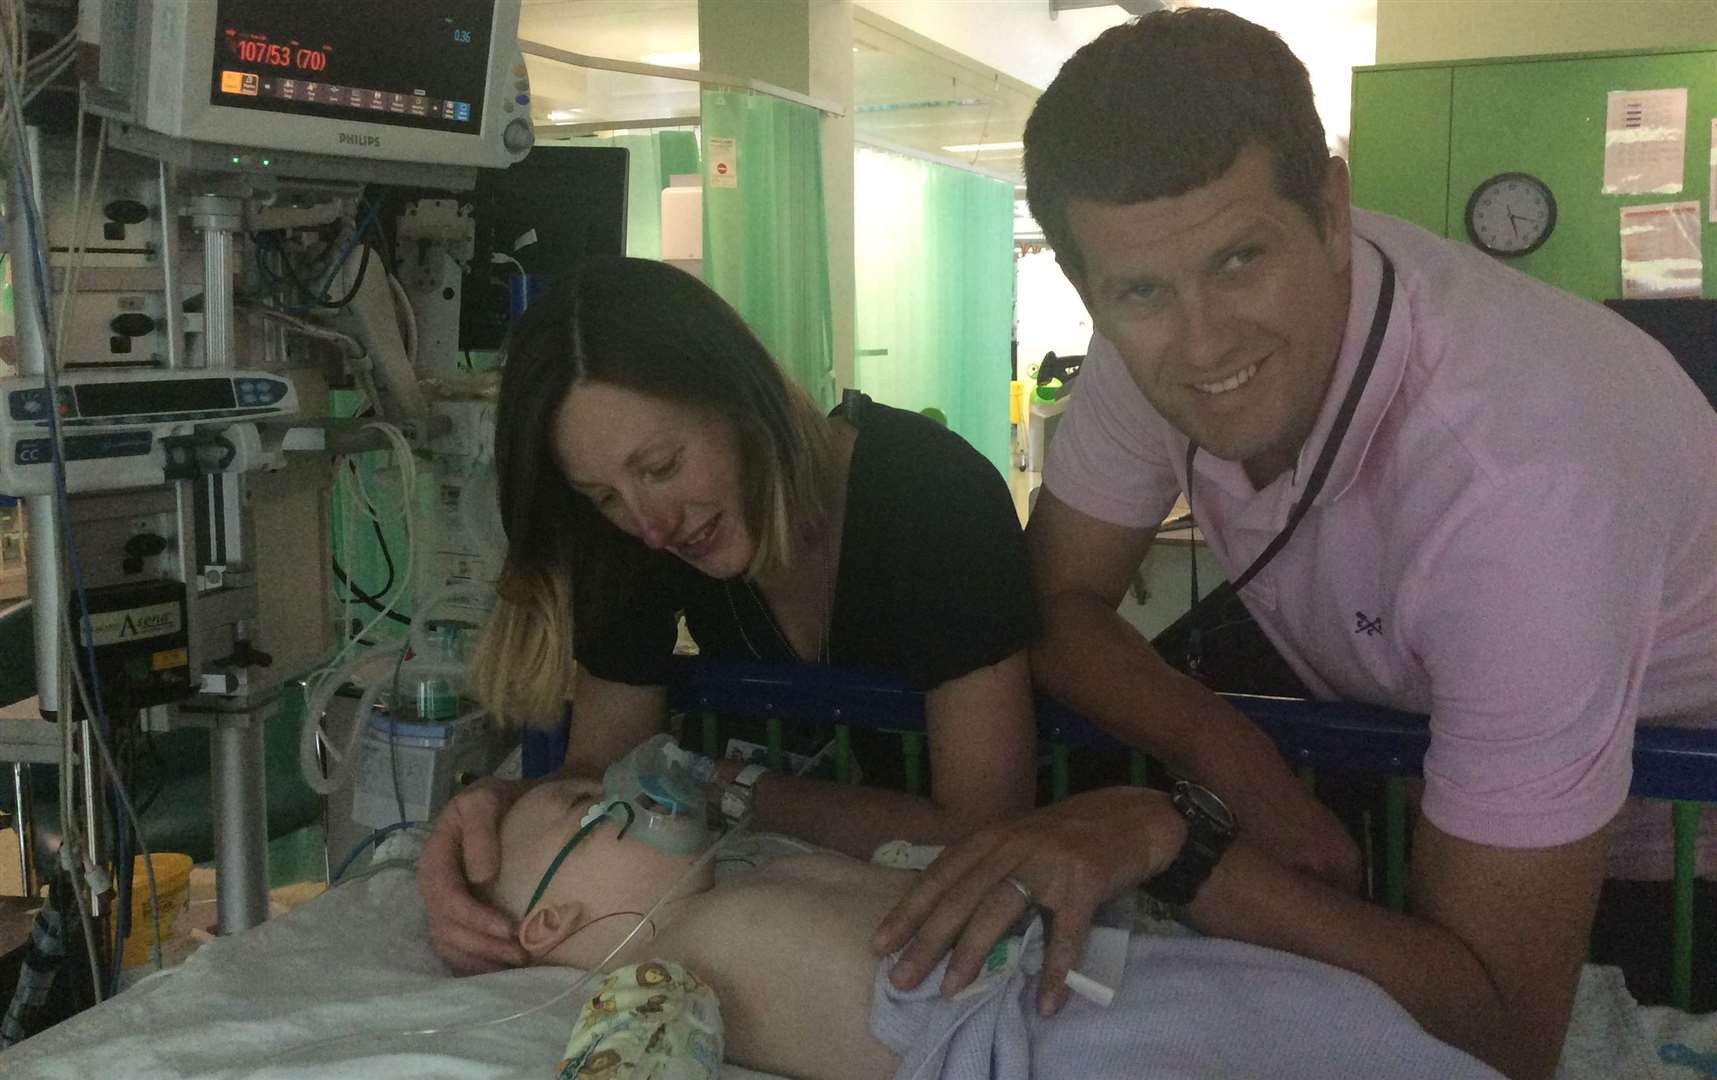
top-left (1672, 800), bottom-right (1699, 1011)
top-left (700, 713), bottom-right (720, 761)
top-left (1384, 777), bottom-right (1408, 914)
top-left (1129, 750), bottom-right (1149, 788)
top-left (834, 724), bottom-right (853, 784)
top-left (766, 716), bottom-right (785, 771)
top-left (900, 731), bottom-right (925, 796)
top-left (1052, 743), bottom-right (1070, 803)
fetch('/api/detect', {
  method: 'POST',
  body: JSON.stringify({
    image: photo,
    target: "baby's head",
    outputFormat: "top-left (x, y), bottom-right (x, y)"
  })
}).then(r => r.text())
top-left (489, 777), bottom-right (717, 969)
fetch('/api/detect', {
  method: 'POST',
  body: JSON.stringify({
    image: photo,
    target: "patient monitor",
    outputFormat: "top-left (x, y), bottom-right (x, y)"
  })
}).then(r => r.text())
top-left (87, 0), bottom-right (534, 186)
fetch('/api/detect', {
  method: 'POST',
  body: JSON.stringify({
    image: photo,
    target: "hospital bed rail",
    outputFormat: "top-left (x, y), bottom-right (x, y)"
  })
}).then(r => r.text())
top-left (664, 656), bottom-right (1717, 1011)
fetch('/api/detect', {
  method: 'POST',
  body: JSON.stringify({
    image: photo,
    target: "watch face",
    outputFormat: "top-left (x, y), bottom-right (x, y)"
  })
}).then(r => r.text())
top-left (1175, 781), bottom-right (1238, 833)
top-left (1465, 172), bottom-right (1556, 258)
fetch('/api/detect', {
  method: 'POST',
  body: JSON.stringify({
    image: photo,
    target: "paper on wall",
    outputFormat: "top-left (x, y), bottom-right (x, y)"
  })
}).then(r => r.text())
top-left (1603, 88), bottom-right (1687, 195)
top-left (1619, 201), bottom-right (1702, 299)
top-left (707, 136), bottom-right (738, 189)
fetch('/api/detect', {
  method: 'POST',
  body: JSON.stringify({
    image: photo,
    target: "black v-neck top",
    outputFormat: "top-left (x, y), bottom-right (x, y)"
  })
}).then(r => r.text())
top-left (571, 398), bottom-right (1037, 691)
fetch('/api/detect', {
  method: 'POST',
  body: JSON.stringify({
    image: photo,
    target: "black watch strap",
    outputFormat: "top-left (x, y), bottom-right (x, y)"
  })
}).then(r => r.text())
top-left (1143, 781), bottom-right (1238, 908)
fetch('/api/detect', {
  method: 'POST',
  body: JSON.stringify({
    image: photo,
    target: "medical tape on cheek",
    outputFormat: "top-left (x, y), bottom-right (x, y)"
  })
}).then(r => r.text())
top-left (525, 800), bottom-right (637, 916)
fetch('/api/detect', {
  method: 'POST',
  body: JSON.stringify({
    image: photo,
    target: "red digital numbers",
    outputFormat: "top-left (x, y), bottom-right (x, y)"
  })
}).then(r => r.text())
top-left (232, 36), bottom-right (328, 74)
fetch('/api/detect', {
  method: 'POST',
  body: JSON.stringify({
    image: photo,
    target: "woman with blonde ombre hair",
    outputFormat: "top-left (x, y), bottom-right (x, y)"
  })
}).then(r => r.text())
top-left (419, 257), bottom-right (1039, 974)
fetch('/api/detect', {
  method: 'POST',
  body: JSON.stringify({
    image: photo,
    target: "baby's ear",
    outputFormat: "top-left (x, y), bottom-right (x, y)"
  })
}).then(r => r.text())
top-left (518, 899), bottom-right (585, 963)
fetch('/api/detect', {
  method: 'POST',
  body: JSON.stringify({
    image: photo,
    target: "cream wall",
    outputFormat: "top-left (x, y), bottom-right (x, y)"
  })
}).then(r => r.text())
top-left (698, 0), bottom-right (811, 92)
top-left (1376, 0), bottom-right (1717, 63)
top-left (853, 0), bottom-right (1130, 90)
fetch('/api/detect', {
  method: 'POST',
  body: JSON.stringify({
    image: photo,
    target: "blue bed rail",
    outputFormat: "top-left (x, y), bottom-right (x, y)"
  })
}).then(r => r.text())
top-left (667, 657), bottom-right (1717, 799)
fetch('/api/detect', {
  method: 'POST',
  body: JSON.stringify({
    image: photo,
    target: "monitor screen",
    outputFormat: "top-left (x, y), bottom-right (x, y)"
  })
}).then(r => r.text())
top-left (75, 378), bottom-right (237, 418)
top-left (454, 144), bottom-right (630, 349)
top-left (211, 0), bottom-right (494, 136)
top-left (1604, 298), bottom-right (1717, 409)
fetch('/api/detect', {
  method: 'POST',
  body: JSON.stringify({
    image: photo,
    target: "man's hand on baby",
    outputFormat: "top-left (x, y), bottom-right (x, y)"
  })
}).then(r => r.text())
top-left (419, 775), bottom-right (600, 974)
top-left (871, 787), bottom-right (1187, 1018)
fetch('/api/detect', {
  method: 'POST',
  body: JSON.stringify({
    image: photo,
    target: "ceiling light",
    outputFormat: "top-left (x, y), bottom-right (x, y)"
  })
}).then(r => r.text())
top-left (546, 109), bottom-right (583, 124)
top-left (941, 140), bottom-right (1025, 154)
top-left (640, 51), bottom-right (700, 68)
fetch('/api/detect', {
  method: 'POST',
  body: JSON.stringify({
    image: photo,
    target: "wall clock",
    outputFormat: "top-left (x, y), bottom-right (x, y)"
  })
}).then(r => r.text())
top-left (1464, 172), bottom-right (1557, 258)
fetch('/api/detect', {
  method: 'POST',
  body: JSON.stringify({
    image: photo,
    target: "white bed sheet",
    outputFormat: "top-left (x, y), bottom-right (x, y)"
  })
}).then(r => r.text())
top-left (0, 861), bottom-right (1708, 1080)
top-left (0, 867), bottom-right (783, 1080)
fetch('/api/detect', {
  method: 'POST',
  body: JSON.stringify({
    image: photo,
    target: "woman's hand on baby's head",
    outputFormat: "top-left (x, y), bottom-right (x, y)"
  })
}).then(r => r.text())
top-left (419, 776), bottom-right (538, 974)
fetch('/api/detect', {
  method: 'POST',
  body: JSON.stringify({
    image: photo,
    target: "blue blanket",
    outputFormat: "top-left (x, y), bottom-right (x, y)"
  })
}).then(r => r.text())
top-left (869, 923), bottom-right (1503, 1080)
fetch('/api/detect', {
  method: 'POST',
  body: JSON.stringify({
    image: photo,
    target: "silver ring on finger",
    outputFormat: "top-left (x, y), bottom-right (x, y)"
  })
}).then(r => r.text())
top-left (1003, 875), bottom-right (1035, 906)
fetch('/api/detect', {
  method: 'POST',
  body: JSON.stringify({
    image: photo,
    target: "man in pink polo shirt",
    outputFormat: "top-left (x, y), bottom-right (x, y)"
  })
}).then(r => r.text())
top-left (874, 10), bottom-right (1717, 1080)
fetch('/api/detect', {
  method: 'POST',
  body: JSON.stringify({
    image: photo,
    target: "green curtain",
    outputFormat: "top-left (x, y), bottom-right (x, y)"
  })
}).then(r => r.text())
top-left (566, 131), bottom-right (700, 260)
top-left (853, 147), bottom-right (1015, 473)
top-left (700, 90), bottom-right (835, 410)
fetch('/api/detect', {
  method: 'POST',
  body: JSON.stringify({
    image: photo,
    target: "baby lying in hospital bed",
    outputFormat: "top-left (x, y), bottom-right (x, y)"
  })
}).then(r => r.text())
top-left (487, 742), bottom-right (1504, 1080)
top-left (0, 738), bottom-right (1695, 1079)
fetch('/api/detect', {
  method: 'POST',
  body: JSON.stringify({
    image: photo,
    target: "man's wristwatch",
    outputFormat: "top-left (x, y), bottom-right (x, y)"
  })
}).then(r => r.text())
top-left (1143, 780), bottom-right (1239, 908)
top-left (720, 763), bottom-right (769, 827)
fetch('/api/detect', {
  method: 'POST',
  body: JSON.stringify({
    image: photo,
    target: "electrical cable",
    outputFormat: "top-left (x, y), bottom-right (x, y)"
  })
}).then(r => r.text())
top-left (308, 421), bottom-right (419, 675)
top-left (334, 412), bottom-right (361, 644)
top-left (327, 471), bottom-right (400, 604)
top-left (332, 856), bottom-right (416, 887)
top-left (329, 820), bottom-right (428, 884)
top-left (387, 642), bottom-right (410, 825)
top-left (131, 732), bottom-right (169, 821)
top-left (332, 425), bottom-right (403, 614)
top-left (386, 271), bottom-right (418, 370)
top-left (251, 231), bottom-right (316, 306)
top-left (245, 304), bottom-right (365, 356)
top-left (315, 199), bottom-right (380, 306)
top-left (65, 848), bottom-right (103, 1007)
top-left (330, 558), bottom-right (412, 625)
top-left (0, 9), bottom-right (73, 133)
top-left (333, 533), bottom-right (396, 601)
top-left (367, 514), bottom-right (399, 598)
top-left (109, 792), bottom-right (128, 996)
top-left (318, 239), bottom-right (373, 310)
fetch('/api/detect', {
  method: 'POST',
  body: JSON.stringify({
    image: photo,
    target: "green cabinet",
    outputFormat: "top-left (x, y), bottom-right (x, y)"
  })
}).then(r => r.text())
top-left (1351, 66), bottom-right (1452, 237)
top-left (1351, 47), bottom-right (1717, 300)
